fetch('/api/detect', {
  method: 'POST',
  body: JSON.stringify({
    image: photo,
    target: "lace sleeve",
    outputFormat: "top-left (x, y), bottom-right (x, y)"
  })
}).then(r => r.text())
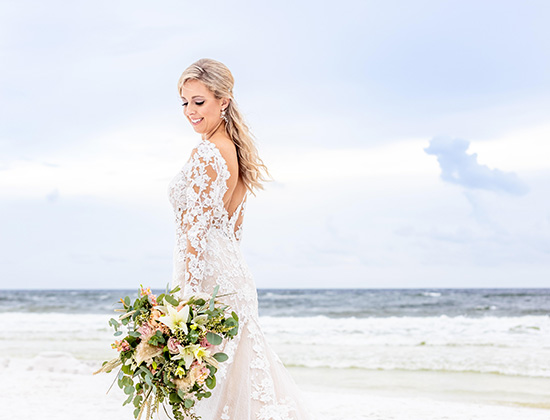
top-left (178, 144), bottom-right (228, 293)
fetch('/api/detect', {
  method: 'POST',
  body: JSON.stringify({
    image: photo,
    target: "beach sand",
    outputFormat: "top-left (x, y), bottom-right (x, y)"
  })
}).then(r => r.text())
top-left (1, 353), bottom-right (548, 420)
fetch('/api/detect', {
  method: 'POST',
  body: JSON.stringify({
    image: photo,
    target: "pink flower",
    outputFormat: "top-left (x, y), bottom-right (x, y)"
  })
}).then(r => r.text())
top-left (111, 340), bottom-right (130, 352)
top-left (148, 294), bottom-right (158, 306)
top-left (137, 322), bottom-right (155, 341)
top-left (167, 337), bottom-right (181, 354)
top-left (140, 286), bottom-right (152, 297)
top-left (190, 361), bottom-right (210, 385)
top-left (199, 336), bottom-right (214, 350)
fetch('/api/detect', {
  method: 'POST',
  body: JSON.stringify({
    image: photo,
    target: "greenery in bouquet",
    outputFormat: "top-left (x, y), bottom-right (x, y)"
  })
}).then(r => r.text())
top-left (94, 284), bottom-right (239, 420)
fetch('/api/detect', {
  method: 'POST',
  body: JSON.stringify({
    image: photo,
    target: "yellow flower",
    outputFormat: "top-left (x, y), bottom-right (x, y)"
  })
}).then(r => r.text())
top-left (175, 365), bottom-right (186, 378)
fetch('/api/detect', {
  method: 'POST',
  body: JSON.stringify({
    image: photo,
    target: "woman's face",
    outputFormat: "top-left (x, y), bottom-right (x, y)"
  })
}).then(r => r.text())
top-left (180, 79), bottom-right (229, 136)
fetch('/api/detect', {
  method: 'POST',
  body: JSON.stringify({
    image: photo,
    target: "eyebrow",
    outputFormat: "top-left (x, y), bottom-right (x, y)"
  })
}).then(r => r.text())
top-left (181, 95), bottom-right (204, 100)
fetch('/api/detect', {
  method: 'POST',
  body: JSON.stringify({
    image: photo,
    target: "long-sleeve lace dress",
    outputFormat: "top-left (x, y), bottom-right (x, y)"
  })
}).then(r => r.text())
top-left (165, 137), bottom-right (315, 420)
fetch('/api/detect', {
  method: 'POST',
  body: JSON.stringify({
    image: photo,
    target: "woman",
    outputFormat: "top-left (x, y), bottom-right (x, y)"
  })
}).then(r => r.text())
top-left (166, 58), bottom-right (315, 419)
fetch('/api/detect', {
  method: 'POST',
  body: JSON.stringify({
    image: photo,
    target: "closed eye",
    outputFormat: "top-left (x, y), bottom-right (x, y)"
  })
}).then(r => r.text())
top-left (181, 101), bottom-right (205, 107)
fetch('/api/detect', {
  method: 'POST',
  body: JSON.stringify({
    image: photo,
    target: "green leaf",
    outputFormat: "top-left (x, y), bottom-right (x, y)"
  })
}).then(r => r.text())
top-left (205, 376), bottom-right (216, 389)
top-left (231, 311), bottom-right (239, 321)
top-left (209, 285), bottom-right (219, 311)
top-left (164, 294), bottom-right (179, 306)
top-left (128, 331), bottom-right (141, 338)
top-left (212, 352), bottom-right (228, 362)
top-left (169, 392), bottom-right (182, 404)
top-left (114, 331), bottom-right (123, 336)
top-left (144, 374), bottom-right (152, 387)
top-left (124, 385), bottom-right (135, 395)
top-left (225, 318), bottom-right (236, 327)
top-left (124, 296), bottom-right (131, 306)
top-left (133, 407), bottom-right (141, 418)
top-left (177, 389), bottom-right (187, 400)
top-left (184, 398), bottom-right (195, 408)
top-left (123, 393), bottom-right (133, 405)
top-left (206, 332), bottom-right (222, 346)
top-left (137, 366), bottom-right (150, 377)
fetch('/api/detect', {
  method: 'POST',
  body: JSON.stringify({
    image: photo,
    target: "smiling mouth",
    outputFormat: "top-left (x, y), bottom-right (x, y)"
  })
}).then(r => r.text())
top-left (190, 118), bottom-right (203, 125)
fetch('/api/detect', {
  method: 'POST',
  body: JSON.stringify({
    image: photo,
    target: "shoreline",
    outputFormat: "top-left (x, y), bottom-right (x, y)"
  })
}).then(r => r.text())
top-left (1, 355), bottom-right (549, 420)
top-left (287, 365), bottom-right (550, 411)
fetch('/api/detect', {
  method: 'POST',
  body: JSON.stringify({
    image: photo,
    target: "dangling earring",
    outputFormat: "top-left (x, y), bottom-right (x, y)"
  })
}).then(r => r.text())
top-left (220, 108), bottom-right (228, 123)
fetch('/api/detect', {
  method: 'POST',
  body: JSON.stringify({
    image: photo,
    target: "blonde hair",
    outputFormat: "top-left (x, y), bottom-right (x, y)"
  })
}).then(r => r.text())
top-left (177, 58), bottom-right (272, 196)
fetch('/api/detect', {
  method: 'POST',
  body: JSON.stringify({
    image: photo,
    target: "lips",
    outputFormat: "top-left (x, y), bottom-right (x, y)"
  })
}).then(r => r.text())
top-left (190, 117), bottom-right (203, 126)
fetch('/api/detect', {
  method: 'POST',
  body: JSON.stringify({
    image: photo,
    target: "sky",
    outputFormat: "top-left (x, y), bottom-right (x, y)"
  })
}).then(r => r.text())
top-left (1, 0), bottom-right (549, 289)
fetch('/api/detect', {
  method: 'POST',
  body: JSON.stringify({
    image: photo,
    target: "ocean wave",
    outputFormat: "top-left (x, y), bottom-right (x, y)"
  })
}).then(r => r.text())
top-left (1, 312), bottom-right (549, 379)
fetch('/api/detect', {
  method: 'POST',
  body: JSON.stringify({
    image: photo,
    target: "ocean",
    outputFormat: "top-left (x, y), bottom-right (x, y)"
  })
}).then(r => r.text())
top-left (1, 288), bottom-right (548, 377)
top-left (1, 288), bottom-right (549, 419)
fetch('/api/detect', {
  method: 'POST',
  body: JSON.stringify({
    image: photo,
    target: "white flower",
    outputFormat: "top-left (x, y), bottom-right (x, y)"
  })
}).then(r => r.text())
top-left (172, 343), bottom-right (217, 370)
top-left (158, 304), bottom-right (190, 334)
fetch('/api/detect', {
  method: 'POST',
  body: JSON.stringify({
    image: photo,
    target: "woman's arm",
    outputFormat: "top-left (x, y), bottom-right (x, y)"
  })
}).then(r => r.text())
top-left (179, 144), bottom-right (229, 294)
top-left (179, 147), bottom-right (222, 293)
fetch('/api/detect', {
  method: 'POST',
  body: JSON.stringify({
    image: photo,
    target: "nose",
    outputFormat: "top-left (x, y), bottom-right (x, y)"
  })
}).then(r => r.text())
top-left (184, 103), bottom-right (197, 118)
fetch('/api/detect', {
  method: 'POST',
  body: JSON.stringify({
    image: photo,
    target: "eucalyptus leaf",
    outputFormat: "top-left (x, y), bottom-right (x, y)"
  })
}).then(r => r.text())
top-left (205, 376), bottom-right (216, 389)
top-left (144, 374), bottom-right (152, 387)
top-left (213, 352), bottom-right (228, 362)
top-left (206, 332), bottom-right (222, 346)
top-left (123, 393), bottom-right (133, 405)
top-left (164, 294), bottom-right (179, 306)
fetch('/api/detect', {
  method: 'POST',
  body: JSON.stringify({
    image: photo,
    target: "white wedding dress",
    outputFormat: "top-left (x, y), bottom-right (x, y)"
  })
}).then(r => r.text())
top-left (164, 138), bottom-right (315, 420)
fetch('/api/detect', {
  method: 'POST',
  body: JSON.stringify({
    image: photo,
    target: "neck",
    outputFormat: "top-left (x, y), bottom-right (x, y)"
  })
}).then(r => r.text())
top-left (203, 120), bottom-right (226, 141)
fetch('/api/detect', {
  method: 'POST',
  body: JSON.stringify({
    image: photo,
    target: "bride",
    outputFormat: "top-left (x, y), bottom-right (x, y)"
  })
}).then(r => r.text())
top-left (165, 58), bottom-right (315, 419)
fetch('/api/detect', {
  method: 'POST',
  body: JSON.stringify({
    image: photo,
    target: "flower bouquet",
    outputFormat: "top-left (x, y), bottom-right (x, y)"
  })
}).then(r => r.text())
top-left (94, 284), bottom-right (239, 420)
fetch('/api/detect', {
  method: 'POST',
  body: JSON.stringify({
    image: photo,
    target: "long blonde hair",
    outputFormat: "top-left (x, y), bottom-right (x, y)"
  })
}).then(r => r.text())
top-left (177, 58), bottom-right (272, 196)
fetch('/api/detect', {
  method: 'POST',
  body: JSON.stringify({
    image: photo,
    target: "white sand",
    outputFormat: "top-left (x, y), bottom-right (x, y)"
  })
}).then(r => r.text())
top-left (0, 353), bottom-right (549, 420)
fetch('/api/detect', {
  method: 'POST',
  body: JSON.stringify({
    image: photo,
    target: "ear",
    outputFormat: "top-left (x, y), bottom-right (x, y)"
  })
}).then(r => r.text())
top-left (221, 98), bottom-right (231, 110)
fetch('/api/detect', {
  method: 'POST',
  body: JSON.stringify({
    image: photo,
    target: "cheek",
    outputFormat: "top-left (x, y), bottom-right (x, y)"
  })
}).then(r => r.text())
top-left (203, 104), bottom-right (219, 121)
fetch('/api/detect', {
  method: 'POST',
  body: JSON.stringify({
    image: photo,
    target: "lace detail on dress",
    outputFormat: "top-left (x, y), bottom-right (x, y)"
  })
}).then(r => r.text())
top-left (166, 138), bottom-right (315, 420)
top-left (233, 197), bottom-right (247, 242)
top-left (168, 139), bottom-right (231, 293)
